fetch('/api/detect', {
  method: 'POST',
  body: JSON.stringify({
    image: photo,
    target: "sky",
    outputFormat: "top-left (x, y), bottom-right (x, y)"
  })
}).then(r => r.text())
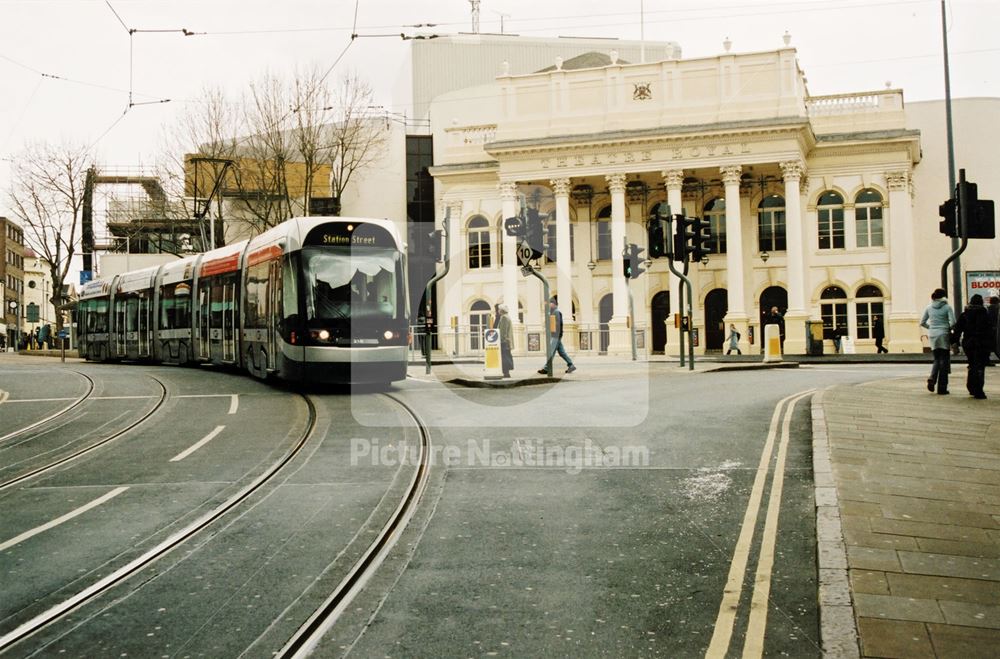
top-left (1, 0), bottom-right (998, 226)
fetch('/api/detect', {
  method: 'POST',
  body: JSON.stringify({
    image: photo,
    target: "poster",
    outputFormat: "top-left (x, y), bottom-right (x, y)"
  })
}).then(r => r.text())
top-left (966, 271), bottom-right (1000, 302)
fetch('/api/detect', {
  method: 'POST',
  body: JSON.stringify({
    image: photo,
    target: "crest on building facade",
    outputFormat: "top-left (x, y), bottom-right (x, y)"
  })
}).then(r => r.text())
top-left (633, 82), bottom-right (652, 101)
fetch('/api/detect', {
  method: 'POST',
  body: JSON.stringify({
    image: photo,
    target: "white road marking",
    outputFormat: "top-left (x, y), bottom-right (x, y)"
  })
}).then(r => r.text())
top-left (228, 394), bottom-right (239, 415)
top-left (169, 426), bottom-right (226, 462)
top-left (1, 397), bottom-right (78, 403)
top-left (706, 388), bottom-right (814, 658)
top-left (0, 390), bottom-right (8, 404)
top-left (742, 393), bottom-right (810, 658)
top-left (0, 487), bottom-right (129, 551)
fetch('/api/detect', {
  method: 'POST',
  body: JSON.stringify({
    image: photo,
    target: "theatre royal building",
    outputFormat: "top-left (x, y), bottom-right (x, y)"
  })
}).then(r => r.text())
top-left (420, 38), bottom-right (997, 358)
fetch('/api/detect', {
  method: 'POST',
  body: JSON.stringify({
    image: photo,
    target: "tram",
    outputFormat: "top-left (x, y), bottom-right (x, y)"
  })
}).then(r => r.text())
top-left (77, 217), bottom-right (409, 384)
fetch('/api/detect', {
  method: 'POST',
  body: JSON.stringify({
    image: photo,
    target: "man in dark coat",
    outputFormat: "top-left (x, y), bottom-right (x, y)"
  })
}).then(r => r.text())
top-left (953, 294), bottom-right (992, 399)
top-left (987, 296), bottom-right (1000, 365)
top-left (873, 315), bottom-right (888, 353)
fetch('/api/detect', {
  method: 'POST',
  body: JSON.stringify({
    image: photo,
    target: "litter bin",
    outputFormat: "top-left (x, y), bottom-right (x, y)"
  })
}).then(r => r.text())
top-left (805, 320), bottom-right (824, 356)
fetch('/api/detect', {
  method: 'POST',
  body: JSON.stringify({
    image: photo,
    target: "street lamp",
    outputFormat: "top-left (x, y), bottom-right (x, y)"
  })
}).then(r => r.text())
top-left (7, 299), bottom-right (18, 352)
top-left (760, 250), bottom-right (770, 263)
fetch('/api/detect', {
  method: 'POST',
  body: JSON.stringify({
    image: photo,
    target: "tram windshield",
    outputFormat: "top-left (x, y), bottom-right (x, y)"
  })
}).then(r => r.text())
top-left (303, 247), bottom-right (402, 323)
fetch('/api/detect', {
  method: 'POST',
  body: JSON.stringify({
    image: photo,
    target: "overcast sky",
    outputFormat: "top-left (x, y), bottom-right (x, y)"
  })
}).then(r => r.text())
top-left (2, 0), bottom-right (998, 221)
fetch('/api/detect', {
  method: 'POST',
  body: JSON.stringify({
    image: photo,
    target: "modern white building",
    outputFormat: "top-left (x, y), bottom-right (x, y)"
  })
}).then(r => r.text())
top-left (425, 42), bottom-right (998, 358)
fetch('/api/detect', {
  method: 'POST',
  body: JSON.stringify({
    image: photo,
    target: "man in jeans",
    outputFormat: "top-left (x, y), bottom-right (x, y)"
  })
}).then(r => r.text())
top-left (538, 297), bottom-right (576, 375)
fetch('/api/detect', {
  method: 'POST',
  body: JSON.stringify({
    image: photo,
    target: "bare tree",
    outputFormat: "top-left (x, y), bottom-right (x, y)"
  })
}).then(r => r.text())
top-left (325, 73), bottom-right (390, 211)
top-left (289, 64), bottom-right (335, 217)
top-left (6, 140), bottom-right (91, 333)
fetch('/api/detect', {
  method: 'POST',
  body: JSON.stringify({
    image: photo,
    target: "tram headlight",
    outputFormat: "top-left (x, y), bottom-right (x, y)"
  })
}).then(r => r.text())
top-left (318, 329), bottom-right (331, 341)
top-left (383, 330), bottom-right (394, 341)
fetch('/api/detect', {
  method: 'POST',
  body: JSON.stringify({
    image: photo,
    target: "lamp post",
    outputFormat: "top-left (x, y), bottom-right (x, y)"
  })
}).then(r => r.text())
top-left (7, 300), bottom-right (18, 352)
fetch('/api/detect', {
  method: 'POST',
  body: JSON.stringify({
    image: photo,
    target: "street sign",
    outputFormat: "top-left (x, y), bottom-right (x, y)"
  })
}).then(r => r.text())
top-left (516, 240), bottom-right (534, 267)
top-left (58, 329), bottom-right (69, 339)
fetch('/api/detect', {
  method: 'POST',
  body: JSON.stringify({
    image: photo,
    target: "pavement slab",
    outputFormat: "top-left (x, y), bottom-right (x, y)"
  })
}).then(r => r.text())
top-left (818, 376), bottom-right (1000, 657)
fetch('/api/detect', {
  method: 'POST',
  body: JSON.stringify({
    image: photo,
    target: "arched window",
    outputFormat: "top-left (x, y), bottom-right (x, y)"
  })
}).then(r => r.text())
top-left (704, 198), bottom-right (727, 254)
top-left (820, 286), bottom-right (848, 340)
top-left (817, 191), bottom-right (845, 250)
top-left (855, 189), bottom-right (884, 248)
top-left (855, 284), bottom-right (885, 339)
top-left (596, 205), bottom-right (612, 261)
top-left (467, 216), bottom-right (491, 269)
top-left (545, 221), bottom-right (575, 263)
top-left (757, 195), bottom-right (786, 252)
top-left (469, 299), bottom-right (492, 351)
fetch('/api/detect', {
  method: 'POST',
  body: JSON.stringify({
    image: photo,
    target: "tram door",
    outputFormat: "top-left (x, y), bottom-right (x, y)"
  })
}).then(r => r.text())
top-left (138, 293), bottom-right (150, 356)
top-left (267, 260), bottom-right (281, 368)
top-left (198, 285), bottom-right (211, 359)
top-left (222, 280), bottom-right (236, 361)
top-left (208, 277), bottom-right (236, 362)
top-left (115, 297), bottom-right (127, 356)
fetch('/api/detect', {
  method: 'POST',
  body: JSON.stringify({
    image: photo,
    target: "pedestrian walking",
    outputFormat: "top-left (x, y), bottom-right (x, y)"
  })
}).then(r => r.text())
top-left (496, 303), bottom-right (514, 378)
top-left (919, 288), bottom-right (956, 395)
top-left (832, 324), bottom-right (847, 354)
top-left (538, 296), bottom-right (576, 374)
top-left (873, 315), bottom-right (888, 353)
top-left (987, 295), bottom-right (1000, 365)
top-left (725, 324), bottom-right (741, 355)
top-left (953, 293), bottom-right (992, 399)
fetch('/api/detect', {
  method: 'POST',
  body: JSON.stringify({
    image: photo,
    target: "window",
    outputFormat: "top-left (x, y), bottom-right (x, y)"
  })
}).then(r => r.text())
top-left (820, 286), bottom-right (848, 340)
top-left (469, 300), bottom-right (491, 351)
top-left (757, 195), bottom-right (786, 252)
top-left (855, 189), bottom-right (884, 248)
top-left (817, 191), bottom-right (845, 249)
top-left (704, 198), bottom-right (727, 254)
top-left (597, 206), bottom-right (612, 261)
top-left (854, 284), bottom-right (884, 339)
top-left (467, 216), bottom-right (491, 269)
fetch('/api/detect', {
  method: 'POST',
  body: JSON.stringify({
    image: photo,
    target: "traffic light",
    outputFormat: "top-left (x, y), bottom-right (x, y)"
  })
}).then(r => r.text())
top-left (525, 208), bottom-right (544, 258)
top-left (647, 216), bottom-right (665, 258)
top-left (504, 216), bottom-right (524, 238)
top-left (689, 217), bottom-right (711, 262)
top-left (968, 199), bottom-right (995, 239)
top-left (939, 199), bottom-right (957, 237)
top-left (427, 229), bottom-right (442, 261)
top-left (672, 214), bottom-right (689, 262)
top-left (623, 243), bottom-right (646, 279)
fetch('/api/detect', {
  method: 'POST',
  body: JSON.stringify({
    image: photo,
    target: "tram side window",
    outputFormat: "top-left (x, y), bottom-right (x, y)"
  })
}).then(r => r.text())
top-left (210, 280), bottom-right (225, 330)
top-left (160, 284), bottom-right (192, 329)
top-left (81, 299), bottom-right (109, 333)
top-left (282, 255), bottom-right (299, 326)
top-left (245, 261), bottom-right (270, 328)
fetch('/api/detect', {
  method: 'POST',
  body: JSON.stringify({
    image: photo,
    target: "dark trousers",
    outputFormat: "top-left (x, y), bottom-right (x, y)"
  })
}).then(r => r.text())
top-left (875, 337), bottom-right (888, 353)
top-left (501, 343), bottom-right (513, 377)
top-left (930, 348), bottom-right (951, 393)
top-left (965, 348), bottom-right (988, 396)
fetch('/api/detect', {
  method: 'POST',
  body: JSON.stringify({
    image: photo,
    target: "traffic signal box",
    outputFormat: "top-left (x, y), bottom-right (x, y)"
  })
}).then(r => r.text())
top-left (647, 217), bottom-right (665, 258)
top-left (525, 208), bottom-right (545, 259)
top-left (672, 214), bottom-right (689, 262)
top-left (939, 178), bottom-right (996, 240)
top-left (623, 243), bottom-right (645, 279)
top-left (427, 229), bottom-right (443, 261)
top-left (690, 217), bottom-right (711, 262)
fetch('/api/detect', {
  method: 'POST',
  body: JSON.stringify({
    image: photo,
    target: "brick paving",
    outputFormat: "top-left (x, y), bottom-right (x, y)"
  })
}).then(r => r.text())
top-left (817, 376), bottom-right (1000, 658)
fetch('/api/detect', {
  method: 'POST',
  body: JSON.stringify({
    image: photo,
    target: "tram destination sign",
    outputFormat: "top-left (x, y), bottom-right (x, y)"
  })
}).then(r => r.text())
top-left (305, 222), bottom-right (396, 248)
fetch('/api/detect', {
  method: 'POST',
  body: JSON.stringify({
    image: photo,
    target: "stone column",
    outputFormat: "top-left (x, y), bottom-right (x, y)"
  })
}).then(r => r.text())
top-left (886, 170), bottom-right (923, 353)
top-left (780, 160), bottom-right (808, 355)
top-left (606, 173), bottom-right (630, 353)
top-left (552, 177), bottom-right (577, 349)
top-left (499, 181), bottom-right (521, 337)
top-left (720, 165), bottom-right (750, 352)
top-left (663, 169), bottom-right (684, 357)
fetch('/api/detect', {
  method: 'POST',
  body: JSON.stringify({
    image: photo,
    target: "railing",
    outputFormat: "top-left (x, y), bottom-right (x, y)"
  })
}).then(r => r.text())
top-left (446, 124), bottom-right (497, 147)
top-left (408, 323), bottom-right (649, 361)
top-left (806, 90), bottom-right (902, 116)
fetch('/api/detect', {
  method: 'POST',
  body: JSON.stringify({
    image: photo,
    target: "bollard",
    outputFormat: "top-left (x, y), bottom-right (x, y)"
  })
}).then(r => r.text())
top-left (482, 328), bottom-right (503, 380)
top-left (763, 324), bottom-right (783, 363)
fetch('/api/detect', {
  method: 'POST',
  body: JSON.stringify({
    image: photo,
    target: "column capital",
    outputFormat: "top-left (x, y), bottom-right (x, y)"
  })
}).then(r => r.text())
top-left (444, 199), bottom-right (464, 219)
top-left (720, 165), bottom-right (742, 186)
top-left (498, 181), bottom-right (519, 201)
top-left (606, 173), bottom-right (628, 194)
top-left (661, 169), bottom-right (685, 190)
top-left (780, 160), bottom-right (806, 181)
top-left (885, 170), bottom-right (910, 191)
top-left (550, 177), bottom-right (571, 197)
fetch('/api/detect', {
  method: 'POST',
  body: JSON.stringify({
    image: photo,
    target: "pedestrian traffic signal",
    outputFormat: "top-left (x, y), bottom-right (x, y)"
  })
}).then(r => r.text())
top-left (525, 208), bottom-right (545, 258)
top-left (967, 199), bottom-right (995, 239)
top-left (647, 216), bottom-right (665, 258)
top-left (623, 243), bottom-right (646, 279)
top-left (427, 229), bottom-right (442, 261)
top-left (938, 199), bottom-right (957, 237)
top-left (672, 214), bottom-right (689, 262)
top-left (689, 217), bottom-right (712, 262)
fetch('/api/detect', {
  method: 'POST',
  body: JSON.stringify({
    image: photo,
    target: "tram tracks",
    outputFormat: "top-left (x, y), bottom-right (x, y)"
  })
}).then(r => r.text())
top-left (0, 374), bottom-right (168, 492)
top-left (0, 369), bottom-right (95, 444)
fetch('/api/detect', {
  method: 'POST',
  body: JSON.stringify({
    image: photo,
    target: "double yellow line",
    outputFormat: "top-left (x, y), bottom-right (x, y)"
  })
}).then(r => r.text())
top-left (706, 388), bottom-right (815, 659)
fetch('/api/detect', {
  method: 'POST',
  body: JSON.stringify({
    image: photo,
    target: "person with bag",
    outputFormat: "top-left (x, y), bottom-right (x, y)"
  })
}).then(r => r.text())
top-left (726, 324), bottom-right (742, 355)
top-left (953, 293), bottom-right (991, 399)
top-left (496, 303), bottom-right (514, 379)
top-left (920, 288), bottom-right (956, 395)
top-left (538, 297), bottom-right (576, 374)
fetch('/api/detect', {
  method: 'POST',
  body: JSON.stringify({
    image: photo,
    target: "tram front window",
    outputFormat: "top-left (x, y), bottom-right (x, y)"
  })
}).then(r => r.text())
top-left (303, 248), bottom-right (401, 324)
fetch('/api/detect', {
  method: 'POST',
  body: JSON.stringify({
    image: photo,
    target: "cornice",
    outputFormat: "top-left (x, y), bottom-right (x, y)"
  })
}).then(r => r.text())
top-left (484, 117), bottom-right (811, 157)
top-left (428, 160), bottom-right (499, 178)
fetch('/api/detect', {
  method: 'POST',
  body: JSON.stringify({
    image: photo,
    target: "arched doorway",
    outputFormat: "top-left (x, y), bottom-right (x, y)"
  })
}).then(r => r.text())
top-left (599, 294), bottom-right (614, 353)
top-left (759, 286), bottom-right (788, 349)
top-left (704, 289), bottom-right (728, 351)
top-left (651, 291), bottom-right (670, 354)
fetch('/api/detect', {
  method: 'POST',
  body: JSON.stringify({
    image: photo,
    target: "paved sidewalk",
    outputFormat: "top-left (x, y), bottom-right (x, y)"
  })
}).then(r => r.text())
top-left (814, 376), bottom-right (1000, 658)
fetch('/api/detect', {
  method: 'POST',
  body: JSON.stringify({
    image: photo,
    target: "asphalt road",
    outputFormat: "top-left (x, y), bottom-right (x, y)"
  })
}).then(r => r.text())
top-left (0, 359), bottom-right (928, 657)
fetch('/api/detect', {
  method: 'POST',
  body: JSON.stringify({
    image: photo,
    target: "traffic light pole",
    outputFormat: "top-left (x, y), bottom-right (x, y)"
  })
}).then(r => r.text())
top-left (424, 210), bottom-right (451, 374)
top-left (664, 219), bottom-right (694, 371)
top-left (524, 265), bottom-right (553, 376)
top-left (940, 169), bottom-right (969, 300)
top-left (939, 0), bottom-right (964, 309)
